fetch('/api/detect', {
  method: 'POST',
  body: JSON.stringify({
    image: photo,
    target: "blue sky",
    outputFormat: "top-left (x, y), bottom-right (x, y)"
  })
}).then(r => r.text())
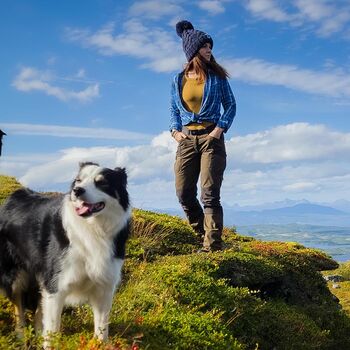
top-left (1, 0), bottom-right (350, 210)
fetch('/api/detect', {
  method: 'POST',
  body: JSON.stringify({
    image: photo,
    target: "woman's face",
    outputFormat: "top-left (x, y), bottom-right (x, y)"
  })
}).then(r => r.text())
top-left (198, 42), bottom-right (212, 62)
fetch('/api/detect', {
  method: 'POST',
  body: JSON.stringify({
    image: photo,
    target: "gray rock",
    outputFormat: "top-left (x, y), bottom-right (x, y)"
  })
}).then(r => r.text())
top-left (324, 274), bottom-right (344, 282)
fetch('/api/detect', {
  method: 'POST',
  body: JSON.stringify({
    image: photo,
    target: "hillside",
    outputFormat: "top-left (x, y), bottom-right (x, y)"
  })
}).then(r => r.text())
top-left (237, 223), bottom-right (350, 262)
top-left (1, 175), bottom-right (350, 349)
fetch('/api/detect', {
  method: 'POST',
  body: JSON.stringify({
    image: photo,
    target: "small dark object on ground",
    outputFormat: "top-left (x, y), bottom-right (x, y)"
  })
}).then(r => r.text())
top-left (0, 129), bottom-right (6, 157)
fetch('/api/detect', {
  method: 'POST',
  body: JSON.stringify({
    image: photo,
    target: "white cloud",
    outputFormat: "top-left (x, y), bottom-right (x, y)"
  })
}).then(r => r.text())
top-left (0, 153), bottom-right (58, 180)
top-left (244, 0), bottom-right (291, 22)
top-left (15, 142), bottom-right (175, 192)
top-left (294, 0), bottom-right (330, 22)
top-left (65, 19), bottom-right (184, 73)
top-left (223, 57), bottom-right (350, 98)
top-left (295, 0), bottom-right (350, 37)
top-left (65, 18), bottom-right (350, 98)
top-left (198, 0), bottom-right (225, 15)
top-left (2, 123), bottom-right (350, 207)
top-left (131, 179), bottom-right (177, 209)
top-left (17, 147), bottom-right (124, 186)
top-left (243, 0), bottom-right (350, 39)
top-left (12, 67), bottom-right (100, 103)
top-left (317, 11), bottom-right (350, 37)
top-left (226, 123), bottom-right (350, 164)
top-left (76, 69), bottom-right (86, 78)
top-left (129, 0), bottom-right (184, 19)
top-left (283, 182), bottom-right (319, 192)
top-left (1, 123), bottom-right (152, 142)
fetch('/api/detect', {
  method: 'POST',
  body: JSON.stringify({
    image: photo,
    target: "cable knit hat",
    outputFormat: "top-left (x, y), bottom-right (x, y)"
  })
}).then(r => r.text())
top-left (176, 20), bottom-right (213, 62)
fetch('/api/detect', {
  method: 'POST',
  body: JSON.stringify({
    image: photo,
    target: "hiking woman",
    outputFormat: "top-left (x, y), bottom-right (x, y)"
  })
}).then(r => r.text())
top-left (170, 20), bottom-right (236, 252)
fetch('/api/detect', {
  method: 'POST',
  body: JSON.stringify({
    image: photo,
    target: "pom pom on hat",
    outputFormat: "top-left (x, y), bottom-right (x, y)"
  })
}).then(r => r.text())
top-left (176, 20), bottom-right (194, 37)
top-left (175, 20), bottom-right (213, 62)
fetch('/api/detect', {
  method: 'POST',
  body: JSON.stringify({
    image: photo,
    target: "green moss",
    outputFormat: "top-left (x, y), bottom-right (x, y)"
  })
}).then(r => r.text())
top-left (0, 296), bottom-right (14, 335)
top-left (1, 176), bottom-right (350, 349)
top-left (0, 175), bottom-right (22, 205)
top-left (330, 261), bottom-right (350, 281)
top-left (323, 261), bottom-right (350, 317)
top-left (129, 209), bottom-right (201, 260)
top-left (112, 252), bottom-right (349, 349)
top-left (239, 239), bottom-right (339, 271)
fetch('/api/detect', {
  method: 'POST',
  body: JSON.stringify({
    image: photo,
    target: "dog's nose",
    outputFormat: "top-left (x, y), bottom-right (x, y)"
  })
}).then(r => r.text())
top-left (73, 187), bottom-right (85, 197)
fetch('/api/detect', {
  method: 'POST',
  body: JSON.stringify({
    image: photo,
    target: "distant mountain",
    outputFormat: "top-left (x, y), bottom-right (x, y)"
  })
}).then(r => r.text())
top-left (262, 203), bottom-right (346, 215)
top-left (223, 203), bottom-right (350, 227)
top-left (327, 199), bottom-right (350, 213)
top-left (149, 201), bottom-right (350, 227)
top-left (224, 199), bottom-right (311, 212)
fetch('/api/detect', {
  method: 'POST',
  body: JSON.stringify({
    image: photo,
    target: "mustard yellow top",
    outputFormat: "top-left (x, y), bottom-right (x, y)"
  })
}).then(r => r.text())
top-left (181, 76), bottom-right (214, 130)
top-left (181, 75), bottom-right (204, 114)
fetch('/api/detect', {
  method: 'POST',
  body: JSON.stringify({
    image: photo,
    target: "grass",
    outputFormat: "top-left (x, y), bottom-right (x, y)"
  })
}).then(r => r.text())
top-left (324, 261), bottom-right (350, 316)
top-left (1, 175), bottom-right (350, 349)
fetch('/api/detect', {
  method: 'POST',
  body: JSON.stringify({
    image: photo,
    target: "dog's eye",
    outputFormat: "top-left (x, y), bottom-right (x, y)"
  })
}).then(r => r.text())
top-left (75, 178), bottom-right (82, 183)
top-left (95, 178), bottom-right (107, 185)
top-left (95, 174), bottom-right (107, 184)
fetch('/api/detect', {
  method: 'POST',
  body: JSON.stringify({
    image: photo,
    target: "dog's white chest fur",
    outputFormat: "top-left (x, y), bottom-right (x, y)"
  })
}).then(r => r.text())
top-left (60, 249), bottom-right (121, 303)
top-left (58, 217), bottom-right (123, 304)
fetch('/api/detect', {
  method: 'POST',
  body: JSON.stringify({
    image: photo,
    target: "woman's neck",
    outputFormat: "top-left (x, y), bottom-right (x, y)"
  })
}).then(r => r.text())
top-left (186, 71), bottom-right (198, 79)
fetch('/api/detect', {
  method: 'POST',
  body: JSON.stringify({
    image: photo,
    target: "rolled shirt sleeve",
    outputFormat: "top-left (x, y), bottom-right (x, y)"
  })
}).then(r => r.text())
top-left (216, 78), bottom-right (236, 132)
top-left (169, 80), bottom-right (183, 132)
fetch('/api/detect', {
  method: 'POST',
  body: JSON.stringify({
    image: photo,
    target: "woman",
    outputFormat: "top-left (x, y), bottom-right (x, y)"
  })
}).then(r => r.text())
top-left (170, 20), bottom-right (236, 252)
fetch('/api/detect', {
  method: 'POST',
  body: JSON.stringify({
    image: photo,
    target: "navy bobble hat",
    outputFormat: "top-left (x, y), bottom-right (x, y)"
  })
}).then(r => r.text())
top-left (176, 20), bottom-right (213, 62)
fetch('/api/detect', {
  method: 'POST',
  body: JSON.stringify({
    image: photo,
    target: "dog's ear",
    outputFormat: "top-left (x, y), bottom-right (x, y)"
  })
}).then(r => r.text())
top-left (114, 167), bottom-right (127, 186)
top-left (79, 161), bottom-right (99, 169)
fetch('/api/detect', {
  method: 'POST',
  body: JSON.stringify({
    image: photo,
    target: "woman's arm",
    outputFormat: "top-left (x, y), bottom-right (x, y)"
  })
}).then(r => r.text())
top-left (169, 80), bottom-right (183, 132)
top-left (216, 78), bottom-right (236, 132)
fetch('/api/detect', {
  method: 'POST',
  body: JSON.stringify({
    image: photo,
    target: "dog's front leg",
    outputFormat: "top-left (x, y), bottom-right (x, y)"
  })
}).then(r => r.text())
top-left (90, 287), bottom-right (114, 341)
top-left (41, 291), bottom-right (65, 348)
top-left (13, 292), bottom-right (25, 337)
top-left (34, 301), bottom-right (43, 333)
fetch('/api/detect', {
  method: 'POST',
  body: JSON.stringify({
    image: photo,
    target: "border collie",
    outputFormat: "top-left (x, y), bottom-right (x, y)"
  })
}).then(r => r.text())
top-left (0, 162), bottom-right (131, 346)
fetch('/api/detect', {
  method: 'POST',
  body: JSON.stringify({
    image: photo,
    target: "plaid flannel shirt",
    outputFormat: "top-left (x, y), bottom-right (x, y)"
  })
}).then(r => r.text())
top-left (169, 71), bottom-right (236, 133)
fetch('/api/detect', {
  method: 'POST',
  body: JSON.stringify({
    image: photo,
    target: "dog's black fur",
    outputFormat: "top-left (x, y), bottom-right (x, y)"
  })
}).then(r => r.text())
top-left (0, 162), bottom-right (131, 345)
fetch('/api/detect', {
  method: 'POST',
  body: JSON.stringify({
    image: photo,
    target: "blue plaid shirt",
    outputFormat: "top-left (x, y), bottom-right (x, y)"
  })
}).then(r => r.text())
top-left (169, 71), bottom-right (236, 132)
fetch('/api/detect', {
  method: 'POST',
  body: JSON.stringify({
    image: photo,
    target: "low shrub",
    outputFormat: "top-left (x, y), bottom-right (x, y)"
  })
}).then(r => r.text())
top-left (130, 209), bottom-right (201, 260)
top-left (331, 261), bottom-right (350, 281)
top-left (111, 252), bottom-right (350, 349)
top-left (1, 175), bottom-right (350, 349)
top-left (0, 175), bottom-right (22, 205)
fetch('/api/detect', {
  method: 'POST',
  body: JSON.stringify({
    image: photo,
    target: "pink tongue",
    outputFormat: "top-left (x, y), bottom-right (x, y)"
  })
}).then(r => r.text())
top-left (76, 204), bottom-right (92, 216)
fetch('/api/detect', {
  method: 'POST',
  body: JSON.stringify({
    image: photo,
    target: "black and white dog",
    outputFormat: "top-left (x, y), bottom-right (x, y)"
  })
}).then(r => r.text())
top-left (0, 162), bottom-right (131, 346)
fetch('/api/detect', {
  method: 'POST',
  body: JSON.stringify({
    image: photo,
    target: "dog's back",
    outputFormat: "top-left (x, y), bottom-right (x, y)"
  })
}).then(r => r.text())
top-left (0, 189), bottom-right (67, 310)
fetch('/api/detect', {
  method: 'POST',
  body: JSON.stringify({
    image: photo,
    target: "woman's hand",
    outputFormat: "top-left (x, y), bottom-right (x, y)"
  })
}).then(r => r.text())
top-left (173, 131), bottom-right (188, 142)
top-left (209, 127), bottom-right (224, 139)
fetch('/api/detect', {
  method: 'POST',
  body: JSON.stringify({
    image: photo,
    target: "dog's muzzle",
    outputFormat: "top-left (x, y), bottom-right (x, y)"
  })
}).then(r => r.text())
top-left (75, 202), bottom-right (105, 217)
top-left (73, 187), bottom-right (85, 198)
top-left (72, 187), bottom-right (105, 217)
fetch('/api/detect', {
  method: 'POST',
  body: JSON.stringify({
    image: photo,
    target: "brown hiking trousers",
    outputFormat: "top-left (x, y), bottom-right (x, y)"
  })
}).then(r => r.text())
top-left (174, 132), bottom-right (227, 250)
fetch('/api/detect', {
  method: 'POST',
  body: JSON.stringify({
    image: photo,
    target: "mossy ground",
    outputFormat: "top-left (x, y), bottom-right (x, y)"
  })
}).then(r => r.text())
top-left (0, 175), bottom-right (22, 205)
top-left (1, 176), bottom-right (350, 349)
top-left (324, 261), bottom-right (350, 316)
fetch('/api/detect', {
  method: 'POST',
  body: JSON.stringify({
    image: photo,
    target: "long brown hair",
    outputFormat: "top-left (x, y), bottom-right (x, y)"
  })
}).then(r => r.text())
top-left (184, 54), bottom-right (230, 82)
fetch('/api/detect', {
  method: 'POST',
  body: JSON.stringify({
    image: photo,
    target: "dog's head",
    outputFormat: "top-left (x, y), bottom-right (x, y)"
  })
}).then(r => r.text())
top-left (70, 162), bottom-right (129, 218)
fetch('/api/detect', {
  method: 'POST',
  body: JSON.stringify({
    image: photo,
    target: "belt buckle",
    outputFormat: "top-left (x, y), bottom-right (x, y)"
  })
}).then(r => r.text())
top-left (192, 129), bottom-right (203, 135)
top-left (185, 125), bottom-right (213, 136)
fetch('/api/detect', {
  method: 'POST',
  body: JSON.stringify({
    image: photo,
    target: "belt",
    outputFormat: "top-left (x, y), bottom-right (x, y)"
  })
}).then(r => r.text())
top-left (183, 124), bottom-right (216, 136)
